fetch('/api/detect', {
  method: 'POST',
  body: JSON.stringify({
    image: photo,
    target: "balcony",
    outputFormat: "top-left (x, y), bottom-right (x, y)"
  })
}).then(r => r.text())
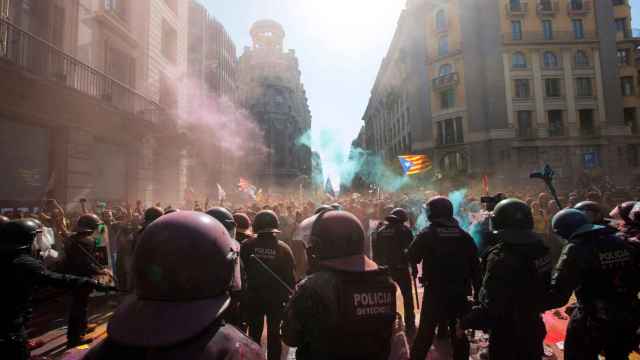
top-left (567, 0), bottom-right (591, 16)
top-left (502, 31), bottom-right (596, 43)
top-left (536, 0), bottom-right (559, 16)
top-left (0, 18), bottom-right (165, 125)
top-left (432, 72), bottom-right (459, 90)
top-left (579, 126), bottom-right (600, 137)
top-left (517, 126), bottom-right (536, 139)
top-left (505, 1), bottom-right (529, 17)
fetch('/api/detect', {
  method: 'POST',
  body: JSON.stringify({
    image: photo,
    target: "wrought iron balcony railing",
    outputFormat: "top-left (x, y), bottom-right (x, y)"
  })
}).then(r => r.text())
top-left (0, 17), bottom-right (165, 124)
top-left (505, 2), bottom-right (529, 16)
top-left (536, 0), bottom-right (559, 15)
top-left (503, 31), bottom-right (596, 43)
top-left (432, 72), bottom-right (459, 90)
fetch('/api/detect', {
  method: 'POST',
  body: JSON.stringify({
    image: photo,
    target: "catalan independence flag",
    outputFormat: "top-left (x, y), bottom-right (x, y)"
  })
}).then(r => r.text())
top-left (398, 155), bottom-right (432, 176)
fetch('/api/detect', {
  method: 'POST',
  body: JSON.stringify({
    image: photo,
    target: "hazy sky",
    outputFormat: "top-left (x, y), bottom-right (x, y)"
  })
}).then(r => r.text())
top-left (202, 0), bottom-right (640, 182)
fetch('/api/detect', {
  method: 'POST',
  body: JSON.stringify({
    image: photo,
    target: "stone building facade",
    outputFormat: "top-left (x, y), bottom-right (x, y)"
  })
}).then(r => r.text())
top-left (363, 0), bottom-right (640, 189)
top-left (237, 19), bottom-right (312, 188)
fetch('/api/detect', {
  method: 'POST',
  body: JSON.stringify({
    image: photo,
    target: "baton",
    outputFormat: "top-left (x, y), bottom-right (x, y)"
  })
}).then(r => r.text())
top-left (411, 268), bottom-right (420, 310)
top-left (250, 254), bottom-right (294, 294)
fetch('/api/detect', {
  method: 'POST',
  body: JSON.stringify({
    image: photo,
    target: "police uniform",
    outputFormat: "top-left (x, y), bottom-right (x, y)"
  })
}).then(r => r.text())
top-left (240, 233), bottom-right (295, 360)
top-left (373, 218), bottom-right (416, 329)
top-left (282, 210), bottom-right (398, 360)
top-left (1, 220), bottom-right (105, 360)
top-left (463, 230), bottom-right (552, 359)
top-left (63, 231), bottom-right (105, 345)
top-left (407, 218), bottom-right (479, 360)
top-left (84, 211), bottom-right (265, 360)
top-left (282, 268), bottom-right (397, 360)
top-left (548, 223), bottom-right (640, 359)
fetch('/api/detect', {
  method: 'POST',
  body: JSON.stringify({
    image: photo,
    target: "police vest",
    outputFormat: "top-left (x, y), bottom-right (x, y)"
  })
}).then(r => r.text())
top-left (374, 224), bottom-right (407, 267)
top-left (311, 270), bottom-right (395, 360)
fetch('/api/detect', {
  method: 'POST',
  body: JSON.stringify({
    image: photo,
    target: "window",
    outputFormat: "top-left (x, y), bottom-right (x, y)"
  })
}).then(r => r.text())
top-left (539, 0), bottom-right (553, 11)
top-left (548, 110), bottom-right (564, 137)
top-left (161, 20), bottom-right (177, 64)
top-left (436, 9), bottom-right (447, 32)
top-left (628, 145), bottom-right (639, 167)
top-left (545, 78), bottom-right (561, 97)
top-left (512, 52), bottom-right (527, 68)
top-left (624, 108), bottom-right (638, 134)
top-left (438, 36), bottom-right (449, 56)
top-left (579, 110), bottom-right (595, 135)
top-left (436, 118), bottom-right (463, 145)
top-left (572, 19), bottom-right (584, 39)
top-left (106, 45), bottom-right (135, 86)
top-left (159, 74), bottom-right (177, 110)
top-left (543, 20), bottom-right (553, 40)
top-left (576, 78), bottom-right (593, 97)
top-left (104, 0), bottom-right (127, 22)
top-left (511, 21), bottom-right (523, 40)
top-left (517, 111), bottom-right (533, 137)
top-left (575, 50), bottom-right (589, 67)
top-left (514, 79), bottom-right (531, 98)
top-left (543, 51), bottom-right (559, 68)
top-left (439, 63), bottom-right (453, 76)
top-left (612, 0), bottom-right (626, 5)
top-left (618, 49), bottom-right (630, 65)
top-left (616, 18), bottom-right (629, 37)
top-left (440, 152), bottom-right (467, 174)
top-left (444, 118), bottom-right (455, 144)
top-left (570, 0), bottom-right (584, 10)
top-left (455, 117), bottom-right (464, 143)
top-left (437, 122), bottom-right (444, 145)
top-left (621, 76), bottom-right (635, 96)
top-left (440, 88), bottom-right (455, 109)
top-left (510, 0), bottom-right (522, 11)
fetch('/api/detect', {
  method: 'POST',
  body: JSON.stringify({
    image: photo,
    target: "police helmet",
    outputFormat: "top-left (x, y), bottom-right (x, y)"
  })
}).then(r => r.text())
top-left (108, 211), bottom-right (240, 348)
top-left (574, 201), bottom-right (605, 224)
top-left (552, 209), bottom-right (604, 240)
top-left (426, 196), bottom-right (453, 221)
top-left (309, 210), bottom-right (365, 261)
top-left (610, 201), bottom-right (637, 225)
top-left (0, 215), bottom-right (11, 226)
top-left (491, 198), bottom-right (534, 231)
top-left (253, 210), bottom-right (280, 234)
top-left (1, 219), bottom-right (42, 252)
top-left (144, 206), bottom-right (164, 225)
top-left (314, 205), bottom-right (332, 215)
top-left (75, 213), bottom-right (103, 233)
top-left (387, 208), bottom-right (409, 223)
top-left (233, 213), bottom-right (251, 234)
top-left (206, 207), bottom-right (237, 237)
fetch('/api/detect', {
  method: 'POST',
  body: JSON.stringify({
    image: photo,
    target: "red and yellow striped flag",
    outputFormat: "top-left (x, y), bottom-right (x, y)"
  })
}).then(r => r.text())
top-left (398, 155), bottom-right (432, 176)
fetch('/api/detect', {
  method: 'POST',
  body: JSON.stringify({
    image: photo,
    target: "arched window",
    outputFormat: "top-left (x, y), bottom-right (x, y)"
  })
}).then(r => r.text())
top-left (436, 10), bottom-right (447, 32)
top-left (438, 36), bottom-right (449, 56)
top-left (575, 50), bottom-right (589, 66)
top-left (543, 51), bottom-right (559, 68)
top-left (512, 52), bottom-right (527, 68)
top-left (439, 63), bottom-right (453, 76)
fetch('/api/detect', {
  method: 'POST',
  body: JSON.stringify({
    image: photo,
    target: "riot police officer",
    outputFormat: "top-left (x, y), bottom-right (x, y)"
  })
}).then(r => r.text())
top-left (574, 201), bottom-right (608, 226)
top-left (233, 212), bottom-right (253, 244)
top-left (83, 211), bottom-right (265, 359)
top-left (407, 196), bottom-right (480, 360)
top-left (462, 199), bottom-right (552, 360)
top-left (282, 210), bottom-right (398, 359)
top-left (548, 209), bottom-right (640, 359)
top-left (1, 219), bottom-right (110, 359)
top-left (610, 201), bottom-right (639, 237)
top-left (64, 213), bottom-right (112, 346)
top-left (373, 207), bottom-right (416, 332)
top-left (206, 207), bottom-right (237, 239)
top-left (241, 210), bottom-right (295, 360)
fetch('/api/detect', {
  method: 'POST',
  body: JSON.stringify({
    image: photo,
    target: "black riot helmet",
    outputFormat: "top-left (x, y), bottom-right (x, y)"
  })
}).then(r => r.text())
top-left (314, 205), bottom-right (332, 215)
top-left (491, 198), bottom-right (534, 231)
top-left (0, 215), bottom-right (10, 226)
top-left (253, 210), bottom-right (280, 234)
top-left (206, 207), bottom-right (237, 237)
top-left (1, 219), bottom-right (42, 253)
top-left (552, 209), bottom-right (604, 240)
top-left (144, 206), bottom-right (164, 225)
top-left (309, 210), bottom-right (365, 261)
top-left (387, 208), bottom-right (409, 223)
top-left (75, 213), bottom-right (103, 233)
top-left (426, 196), bottom-right (453, 221)
top-left (574, 201), bottom-right (605, 224)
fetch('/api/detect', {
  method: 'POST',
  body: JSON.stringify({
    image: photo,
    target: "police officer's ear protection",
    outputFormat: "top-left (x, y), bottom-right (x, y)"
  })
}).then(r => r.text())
top-left (306, 209), bottom-right (335, 266)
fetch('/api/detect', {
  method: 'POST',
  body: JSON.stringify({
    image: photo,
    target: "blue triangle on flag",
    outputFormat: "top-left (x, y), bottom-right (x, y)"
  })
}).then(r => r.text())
top-left (399, 157), bottom-right (414, 175)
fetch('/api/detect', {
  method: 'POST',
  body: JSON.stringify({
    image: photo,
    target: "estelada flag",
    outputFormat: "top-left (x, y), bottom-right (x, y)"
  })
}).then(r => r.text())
top-left (398, 155), bottom-right (432, 176)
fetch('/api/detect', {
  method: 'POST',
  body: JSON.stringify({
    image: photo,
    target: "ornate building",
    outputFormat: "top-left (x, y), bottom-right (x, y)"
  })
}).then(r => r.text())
top-left (237, 19), bottom-right (312, 188)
